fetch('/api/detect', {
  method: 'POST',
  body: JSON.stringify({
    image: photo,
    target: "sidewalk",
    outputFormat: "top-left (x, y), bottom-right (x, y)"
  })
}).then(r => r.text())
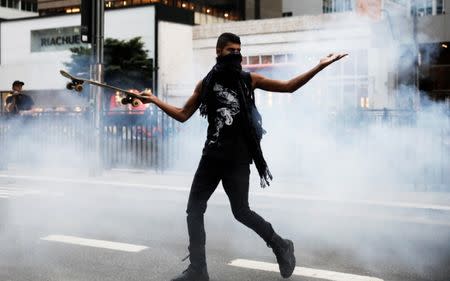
top-left (1, 166), bottom-right (450, 211)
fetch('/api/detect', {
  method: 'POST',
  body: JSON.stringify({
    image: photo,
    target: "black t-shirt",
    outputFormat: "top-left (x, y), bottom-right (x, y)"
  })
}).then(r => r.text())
top-left (202, 82), bottom-right (251, 163)
top-left (5, 93), bottom-right (34, 114)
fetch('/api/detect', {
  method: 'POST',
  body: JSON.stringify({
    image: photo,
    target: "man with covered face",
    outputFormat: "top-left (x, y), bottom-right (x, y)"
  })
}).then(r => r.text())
top-left (140, 32), bottom-right (346, 281)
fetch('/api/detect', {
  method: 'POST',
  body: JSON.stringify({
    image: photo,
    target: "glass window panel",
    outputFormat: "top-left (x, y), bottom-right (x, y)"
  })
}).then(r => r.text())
top-left (249, 56), bottom-right (260, 65)
top-left (357, 84), bottom-right (368, 98)
top-left (343, 84), bottom-right (356, 107)
top-left (287, 54), bottom-right (296, 62)
top-left (323, 0), bottom-right (331, 13)
top-left (426, 0), bottom-right (432, 14)
top-left (261, 55), bottom-right (272, 64)
top-left (356, 50), bottom-right (368, 76)
top-left (436, 0), bottom-right (444, 14)
top-left (274, 54), bottom-right (286, 64)
top-left (343, 55), bottom-right (355, 76)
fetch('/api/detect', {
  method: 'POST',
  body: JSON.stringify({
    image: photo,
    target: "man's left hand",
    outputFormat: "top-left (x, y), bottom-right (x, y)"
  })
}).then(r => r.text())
top-left (319, 53), bottom-right (348, 68)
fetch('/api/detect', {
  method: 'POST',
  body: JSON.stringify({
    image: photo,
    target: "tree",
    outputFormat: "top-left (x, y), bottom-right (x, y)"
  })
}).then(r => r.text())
top-left (65, 37), bottom-right (153, 91)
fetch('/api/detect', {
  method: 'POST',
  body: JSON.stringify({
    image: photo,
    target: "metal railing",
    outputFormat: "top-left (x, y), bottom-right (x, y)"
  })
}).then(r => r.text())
top-left (0, 108), bottom-right (179, 171)
top-left (0, 108), bottom-right (448, 189)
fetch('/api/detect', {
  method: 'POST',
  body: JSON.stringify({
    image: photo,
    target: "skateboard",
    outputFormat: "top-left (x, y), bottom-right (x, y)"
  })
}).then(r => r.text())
top-left (60, 70), bottom-right (145, 107)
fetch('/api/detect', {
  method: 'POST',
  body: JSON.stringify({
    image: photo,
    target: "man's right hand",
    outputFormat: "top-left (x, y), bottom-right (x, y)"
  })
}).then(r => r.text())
top-left (139, 89), bottom-right (156, 104)
top-left (5, 100), bottom-right (16, 113)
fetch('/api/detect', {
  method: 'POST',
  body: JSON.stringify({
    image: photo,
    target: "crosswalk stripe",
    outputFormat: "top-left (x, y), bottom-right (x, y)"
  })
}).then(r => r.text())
top-left (0, 191), bottom-right (26, 195)
top-left (229, 259), bottom-right (384, 281)
top-left (41, 235), bottom-right (149, 252)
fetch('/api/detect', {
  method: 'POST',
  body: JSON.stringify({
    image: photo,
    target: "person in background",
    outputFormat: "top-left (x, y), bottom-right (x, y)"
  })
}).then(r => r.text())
top-left (5, 81), bottom-right (34, 115)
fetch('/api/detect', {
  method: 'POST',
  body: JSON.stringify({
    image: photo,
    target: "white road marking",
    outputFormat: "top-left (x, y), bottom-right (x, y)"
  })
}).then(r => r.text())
top-left (0, 186), bottom-right (40, 198)
top-left (229, 259), bottom-right (384, 281)
top-left (41, 235), bottom-right (148, 252)
top-left (1, 174), bottom-right (450, 212)
top-left (251, 192), bottom-right (450, 212)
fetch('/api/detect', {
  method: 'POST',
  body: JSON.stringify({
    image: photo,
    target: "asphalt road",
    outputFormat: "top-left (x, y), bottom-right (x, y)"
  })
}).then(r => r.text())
top-left (1, 174), bottom-right (449, 281)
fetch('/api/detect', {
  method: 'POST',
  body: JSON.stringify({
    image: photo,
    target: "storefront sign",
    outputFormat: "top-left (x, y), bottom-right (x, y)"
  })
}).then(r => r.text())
top-left (31, 26), bottom-right (83, 52)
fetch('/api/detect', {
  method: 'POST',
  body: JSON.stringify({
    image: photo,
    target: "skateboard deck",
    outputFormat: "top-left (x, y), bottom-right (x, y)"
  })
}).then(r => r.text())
top-left (60, 70), bottom-right (144, 106)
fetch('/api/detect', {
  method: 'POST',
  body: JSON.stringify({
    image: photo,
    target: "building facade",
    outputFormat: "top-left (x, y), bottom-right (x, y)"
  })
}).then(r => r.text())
top-left (274, 0), bottom-right (450, 106)
top-left (36, 0), bottom-right (283, 23)
top-left (0, 0), bottom-right (37, 20)
top-left (1, 0), bottom-right (449, 112)
top-left (282, 0), bottom-right (446, 17)
top-left (0, 4), bottom-right (195, 110)
top-left (192, 14), bottom-right (381, 110)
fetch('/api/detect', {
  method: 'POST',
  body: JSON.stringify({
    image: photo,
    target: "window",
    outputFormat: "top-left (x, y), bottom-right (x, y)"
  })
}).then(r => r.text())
top-left (287, 54), bottom-right (296, 62)
top-left (426, 0), bottom-right (433, 15)
top-left (343, 54), bottom-right (355, 76)
top-left (274, 54), bottom-right (286, 64)
top-left (242, 54), bottom-right (295, 67)
top-left (389, 0), bottom-right (408, 5)
top-left (0, 0), bottom-right (32, 9)
top-left (323, 0), bottom-right (353, 13)
top-left (356, 50), bottom-right (368, 76)
top-left (315, 49), bottom-right (369, 109)
top-left (248, 56), bottom-right (260, 65)
top-left (323, 0), bottom-right (332, 13)
top-left (21, 1), bottom-right (37, 11)
top-left (261, 55), bottom-right (272, 65)
top-left (436, 0), bottom-right (444, 14)
top-left (241, 56), bottom-right (249, 65)
top-left (411, 0), bottom-right (445, 16)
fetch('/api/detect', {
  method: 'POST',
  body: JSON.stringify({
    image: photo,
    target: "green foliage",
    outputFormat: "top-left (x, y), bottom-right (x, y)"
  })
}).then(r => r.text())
top-left (65, 45), bottom-right (91, 77)
top-left (104, 37), bottom-right (153, 90)
top-left (65, 37), bottom-right (153, 91)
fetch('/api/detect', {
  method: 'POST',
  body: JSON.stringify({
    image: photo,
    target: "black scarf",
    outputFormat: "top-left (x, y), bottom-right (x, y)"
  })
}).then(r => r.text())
top-left (200, 53), bottom-right (273, 188)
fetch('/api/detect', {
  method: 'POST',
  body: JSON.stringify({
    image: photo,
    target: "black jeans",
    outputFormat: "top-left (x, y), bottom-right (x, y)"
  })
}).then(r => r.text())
top-left (186, 155), bottom-right (275, 267)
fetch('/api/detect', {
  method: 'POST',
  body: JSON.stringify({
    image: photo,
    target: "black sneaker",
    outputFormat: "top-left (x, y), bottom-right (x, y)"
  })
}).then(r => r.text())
top-left (170, 264), bottom-right (209, 281)
top-left (270, 235), bottom-right (296, 278)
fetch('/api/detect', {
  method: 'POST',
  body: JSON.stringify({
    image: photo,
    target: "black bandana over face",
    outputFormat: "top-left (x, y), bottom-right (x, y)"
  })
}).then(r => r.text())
top-left (215, 52), bottom-right (243, 74)
top-left (199, 53), bottom-right (273, 188)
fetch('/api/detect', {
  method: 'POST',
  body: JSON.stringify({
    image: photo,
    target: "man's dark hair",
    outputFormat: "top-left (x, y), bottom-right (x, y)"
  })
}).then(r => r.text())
top-left (216, 32), bottom-right (241, 49)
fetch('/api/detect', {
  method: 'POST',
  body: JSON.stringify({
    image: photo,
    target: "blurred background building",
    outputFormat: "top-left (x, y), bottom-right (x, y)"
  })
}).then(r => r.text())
top-left (0, 0), bottom-right (37, 20)
top-left (36, 0), bottom-right (283, 23)
top-left (0, 0), bottom-right (448, 183)
top-left (0, 0), bottom-right (449, 110)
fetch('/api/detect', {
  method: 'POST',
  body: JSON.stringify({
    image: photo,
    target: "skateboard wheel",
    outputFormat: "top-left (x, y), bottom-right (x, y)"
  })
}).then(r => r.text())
top-left (131, 99), bottom-right (142, 107)
top-left (66, 82), bottom-right (74, 90)
top-left (74, 84), bottom-right (83, 92)
top-left (121, 97), bottom-right (132, 105)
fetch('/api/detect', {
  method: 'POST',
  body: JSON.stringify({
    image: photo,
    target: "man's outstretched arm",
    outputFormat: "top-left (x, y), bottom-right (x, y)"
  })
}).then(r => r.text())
top-left (140, 80), bottom-right (202, 123)
top-left (252, 53), bottom-right (347, 93)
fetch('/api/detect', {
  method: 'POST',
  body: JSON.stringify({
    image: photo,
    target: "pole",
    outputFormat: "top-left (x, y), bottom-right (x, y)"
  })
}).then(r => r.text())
top-left (89, 0), bottom-right (104, 175)
top-left (412, 0), bottom-right (420, 109)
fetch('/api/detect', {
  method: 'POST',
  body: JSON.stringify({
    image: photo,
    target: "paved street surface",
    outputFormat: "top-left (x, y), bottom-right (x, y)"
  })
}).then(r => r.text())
top-left (0, 169), bottom-right (449, 281)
